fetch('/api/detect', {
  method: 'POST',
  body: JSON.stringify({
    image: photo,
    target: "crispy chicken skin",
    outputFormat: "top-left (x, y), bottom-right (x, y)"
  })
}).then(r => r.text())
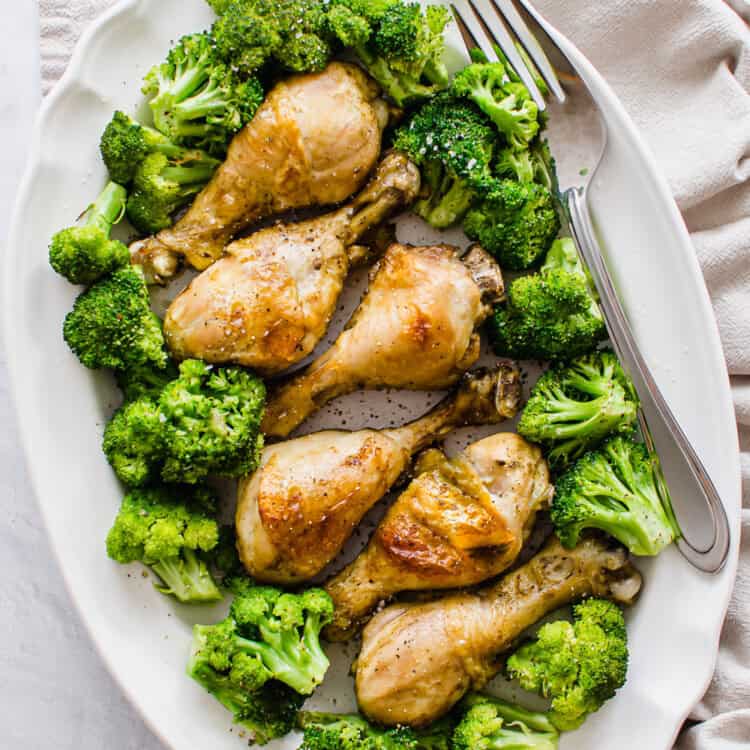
top-left (261, 242), bottom-right (505, 438)
top-left (130, 62), bottom-right (390, 282)
top-left (163, 152), bottom-right (420, 375)
top-left (355, 535), bottom-right (642, 727)
top-left (235, 364), bottom-right (521, 584)
top-left (324, 433), bottom-right (553, 640)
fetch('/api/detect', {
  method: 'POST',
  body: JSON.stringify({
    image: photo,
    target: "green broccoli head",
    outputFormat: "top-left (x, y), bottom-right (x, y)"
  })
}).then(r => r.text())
top-left (452, 694), bottom-right (558, 750)
top-left (328, 0), bottom-right (450, 106)
top-left (102, 396), bottom-right (165, 487)
top-left (518, 351), bottom-right (639, 471)
top-left (463, 178), bottom-right (559, 270)
top-left (158, 359), bottom-right (266, 483)
top-left (296, 711), bottom-right (424, 750)
top-left (452, 61), bottom-right (541, 151)
top-left (189, 620), bottom-right (304, 744)
top-left (394, 95), bottom-right (498, 228)
top-left (115, 358), bottom-right (179, 403)
top-left (188, 582), bottom-right (334, 740)
top-left (212, 0), bottom-right (331, 77)
top-left (551, 435), bottom-right (680, 556)
top-left (49, 181), bottom-right (130, 285)
top-left (489, 238), bottom-right (606, 360)
top-left (143, 32), bottom-right (265, 155)
top-left (106, 484), bottom-right (221, 603)
top-left (506, 599), bottom-right (629, 731)
top-left (63, 265), bottom-right (167, 370)
top-left (126, 150), bottom-right (220, 234)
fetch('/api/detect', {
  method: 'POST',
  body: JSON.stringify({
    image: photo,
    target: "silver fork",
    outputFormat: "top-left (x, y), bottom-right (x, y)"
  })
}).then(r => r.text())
top-left (451, 0), bottom-right (731, 573)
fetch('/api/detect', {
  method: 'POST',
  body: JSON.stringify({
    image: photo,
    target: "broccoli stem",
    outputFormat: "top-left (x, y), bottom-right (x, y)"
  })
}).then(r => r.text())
top-left (84, 181), bottom-right (127, 234)
top-left (173, 80), bottom-right (229, 120)
top-left (151, 549), bottom-right (222, 603)
top-left (160, 164), bottom-right (220, 186)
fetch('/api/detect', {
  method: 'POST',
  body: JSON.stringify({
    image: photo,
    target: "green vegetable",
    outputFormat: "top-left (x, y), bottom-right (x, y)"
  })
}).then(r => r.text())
top-left (103, 358), bottom-right (266, 486)
top-left (63, 265), bottom-right (167, 370)
top-left (295, 711), bottom-right (454, 749)
top-left (452, 59), bottom-right (540, 151)
top-left (393, 94), bottom-right (497, 228)
top-left (489, 237), bottom-right (606, 360)
top-left (463, 178), bottom-right (559, 269)
top-left (506, 599), bottom-right (629, 731)
top-left (328, 0), bottom-right (449, 106)
top-left (188, 581), bottom-right (335, 742)
top-left (518, 351), bottom-right (639, 471)
top-left (143, 32), bottom-right (265, 155)
top-left (211, 0), bottom-right (331, 76)
top-left (126, 151), bottom-right (221, 234)
top-left (106, 484), bottom-right (222, 603)
top-left (452, 693), bottom-right (558, 750)
top-left (115, 358), bottom-right (178, 403)
top-left (48, 181), bottom-right (129, 285)
top-left (551, 435), bottom-right (680, 556)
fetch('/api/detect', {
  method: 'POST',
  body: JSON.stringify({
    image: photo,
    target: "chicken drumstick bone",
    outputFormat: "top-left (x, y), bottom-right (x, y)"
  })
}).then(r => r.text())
top-left (163, 151), bottom-right (420, 375)
top-left (324, 432), bottom-right (553, 640)
top-left (236, 363), bottom-right (521, 584)
top-left (261, 242), bottom-right (505, 438)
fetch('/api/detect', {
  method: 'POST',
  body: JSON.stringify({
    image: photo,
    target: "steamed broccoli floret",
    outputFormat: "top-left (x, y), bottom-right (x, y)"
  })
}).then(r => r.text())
top-left (212, 0), bottom-right (331, 76)
top-left (115, 358), bottom-right (178, 402)
top-left (159, 359), bottom-right (265, 483)
top-left (126, 151), bottom-right (220, 234)
top-left (296, 712), bottom-right (420, 749)
top-left (143, 32), bottom-right (265, 154)
top-left (106, 485), bottom-right (222, 603)
top-left (188, 582), bottom-right (334, 741)
top-left (189, 624), bottom-right (304, 744)
top-left (551, 435), bottom-right (680, 556)
top-left (489, 237), bottom-right (606, 360)
top-left (452, 60), bottom-right (540, 151)
top-left (63, 265), bottom-right (167, 370)
top-left (103, 359), bottom-right (266, 486)
top-left (518, 351), bottom-right (639, 471)
top-left (452, 694), bottom-right (558, 750)
top-left (328, 0), bottom-right (449, 106)
top-left (506, 599), bottom-right (629, 731)
top-left (393, 95), bottom-right (497, 227)
top-left (463, 178), bottom-right (559, 269)
top-left (103, 396), bottom-right (164, 486)
top-left (49, 181), bottom-right (129, 285)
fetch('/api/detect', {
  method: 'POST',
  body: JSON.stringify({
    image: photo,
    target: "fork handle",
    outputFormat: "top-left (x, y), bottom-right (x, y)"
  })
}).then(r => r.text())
top-left (566, 186), bottom-right (731, 573)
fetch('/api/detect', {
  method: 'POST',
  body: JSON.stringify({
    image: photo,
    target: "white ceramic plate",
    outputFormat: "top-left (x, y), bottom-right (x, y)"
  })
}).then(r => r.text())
top-left (4, 1), bottom-right (742, 749)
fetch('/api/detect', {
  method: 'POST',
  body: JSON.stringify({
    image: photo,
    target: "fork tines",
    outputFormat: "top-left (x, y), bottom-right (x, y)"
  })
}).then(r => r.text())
top-left (450, 0), bottom-right (566, 109)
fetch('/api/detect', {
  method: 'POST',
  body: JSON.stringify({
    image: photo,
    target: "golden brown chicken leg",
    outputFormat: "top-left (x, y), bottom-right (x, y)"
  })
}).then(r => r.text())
top-left (261, 242), bottom-right (505, 438)
top-left (162, 152), bottom-right (420, 375)
top-left (324, 433), bottom-right (553, 641)
top-left (236, 363), bottom-right (521, 584)
top-left (355, 535), bottom-right (642, 727)
top-left (130, 62), bottom-right (390, 282)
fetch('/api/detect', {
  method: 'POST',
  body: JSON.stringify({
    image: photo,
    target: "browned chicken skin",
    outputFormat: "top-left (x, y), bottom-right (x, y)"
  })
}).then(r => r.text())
top-left (355, 535), bottom-right (642, 727)
top-left (235, 364), bottom-right (521, 584)
top-left (261, 242), bottom-right (505, 438)
top-left (324, 433), bottom-right (553, 641)
top-left (163, 152), bottom-right (420, 375)
top-left (130, 62), bottom-right (390, 282)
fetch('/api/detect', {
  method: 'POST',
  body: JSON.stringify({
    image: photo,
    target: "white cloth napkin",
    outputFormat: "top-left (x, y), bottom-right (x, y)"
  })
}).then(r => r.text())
top-left (38, 0), bottom-right (750, 747)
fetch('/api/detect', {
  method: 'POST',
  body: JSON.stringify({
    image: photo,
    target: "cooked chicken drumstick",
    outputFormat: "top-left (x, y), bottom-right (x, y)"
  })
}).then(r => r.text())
top-left (324, 433), bottom-right (553, 641)
top-left (236, 363), bottom-right (521, 584)
top-left (163, 152), bottom-right (420, 375)
top-left (130, 62), bottom-right (390, 282)
top-left (355, 535), bottom-right (642, 727)
top-left (261, 242), bottom-right (505, 438)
